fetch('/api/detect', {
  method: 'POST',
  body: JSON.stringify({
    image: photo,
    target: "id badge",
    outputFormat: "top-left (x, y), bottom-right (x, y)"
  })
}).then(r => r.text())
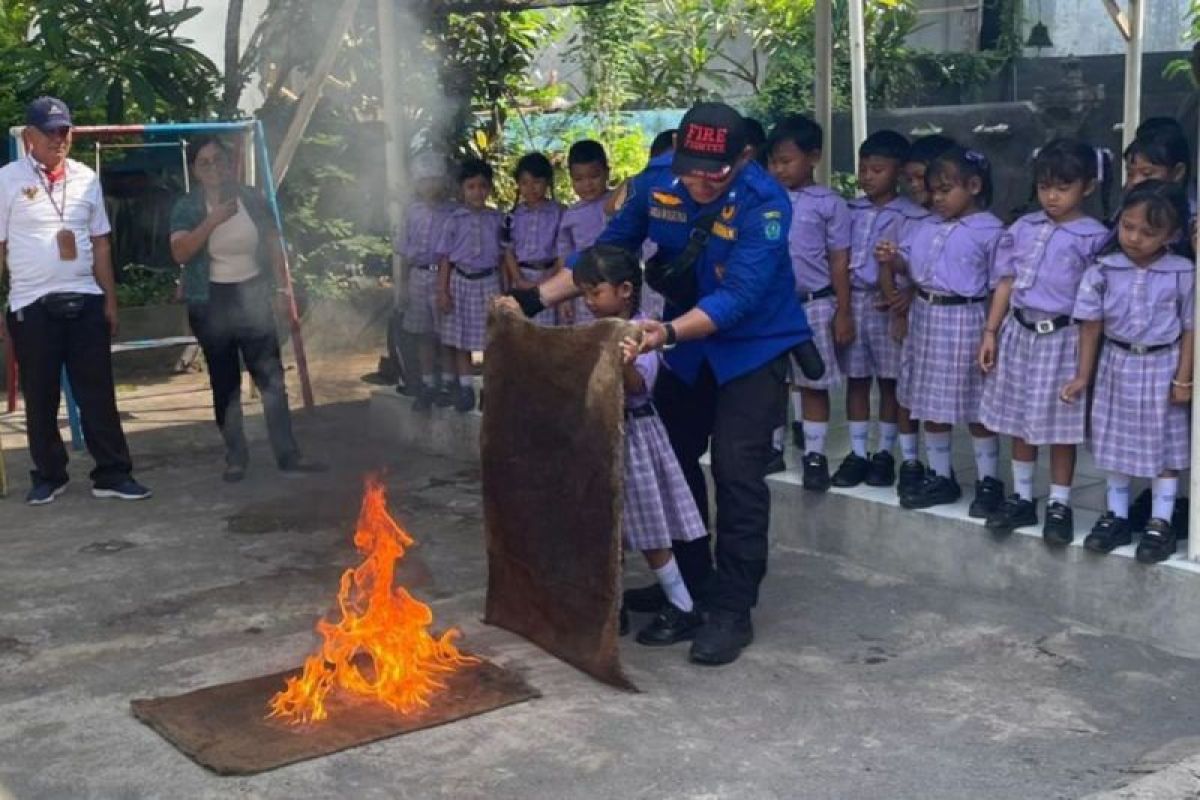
top-left (56, 228), bottom-right (77, 261)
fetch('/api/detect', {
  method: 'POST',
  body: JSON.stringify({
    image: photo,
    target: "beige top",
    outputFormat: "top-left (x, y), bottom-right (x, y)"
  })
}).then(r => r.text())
top-left (207, 199), bottom-right (260, 284)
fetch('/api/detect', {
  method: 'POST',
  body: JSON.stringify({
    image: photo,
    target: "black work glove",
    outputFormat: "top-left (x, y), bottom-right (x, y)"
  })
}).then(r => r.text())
top-left (791, 339), bottom-right (825, 381)
top-left (508, 287), bottom-right (545, 318)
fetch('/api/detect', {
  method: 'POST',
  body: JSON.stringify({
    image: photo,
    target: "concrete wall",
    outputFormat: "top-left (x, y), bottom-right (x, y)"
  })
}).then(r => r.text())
top-left (1027, 0), bottom-right (1192, 58)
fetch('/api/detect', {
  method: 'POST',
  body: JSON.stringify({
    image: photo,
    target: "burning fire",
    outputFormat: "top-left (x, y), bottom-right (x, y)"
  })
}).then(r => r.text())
top-left (268, 476), bottom-right (477, 724)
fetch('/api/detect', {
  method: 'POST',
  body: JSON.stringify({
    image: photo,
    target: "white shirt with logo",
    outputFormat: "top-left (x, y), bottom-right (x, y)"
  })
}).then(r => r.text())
top-left (0, 157), bottom-right (111, 311)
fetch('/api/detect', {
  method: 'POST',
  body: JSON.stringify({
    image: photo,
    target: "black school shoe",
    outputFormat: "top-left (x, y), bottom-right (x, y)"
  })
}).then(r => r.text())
top-left (802, 453), bottom-right (831, 492)
top-left (968, 476), bottom-right (1005, 519)
top-left (454, 385), bottom-right (476, 413)
top-left (689, 609), bottom-right (754, 666)
top-left (791, 421), bottom-right (805, 450)
top-left (1084, 512), bottom-right (1132, 554)
top-left (624, 583), bottom-right (666, 613)
top-left (636, 603), bottom-right (704, 646)
top-left (1136, 518), bottom-right (1177, 564)
top-left (986, 495), bottom-right (1037, 533)
top-left (897, 459), bottom-right (926, 500)
top-left (831, 452), bottom-right (870, 488)
top-left (1042, 501), bottom-right (1075, 546)
top-left (900, 472), bottom-right (961, 510)
top-left (865, 451), bottom-right (896, 487)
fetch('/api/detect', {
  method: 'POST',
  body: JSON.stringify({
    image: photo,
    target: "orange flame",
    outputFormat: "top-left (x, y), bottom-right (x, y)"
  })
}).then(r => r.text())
top-left (267, 476), bottom-right (477, 724)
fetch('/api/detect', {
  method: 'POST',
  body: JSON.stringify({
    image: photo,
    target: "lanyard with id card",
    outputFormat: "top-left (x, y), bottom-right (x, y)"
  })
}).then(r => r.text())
top-left (33, 159), bottom-right (76, 261)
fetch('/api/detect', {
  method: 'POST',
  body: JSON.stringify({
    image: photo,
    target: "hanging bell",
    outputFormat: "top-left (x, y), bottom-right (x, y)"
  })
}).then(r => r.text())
top-left (1025, 21), bottom-right (1054, 50)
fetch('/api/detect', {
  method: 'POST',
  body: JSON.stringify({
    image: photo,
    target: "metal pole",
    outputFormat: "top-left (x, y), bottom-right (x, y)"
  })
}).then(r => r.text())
top-left (377, 0), bottom-right (407, 310)
top-left (1121, 0), bottom-right (1144, 181)
top-left (814, 0), bottom-right (833, 185)
top-left (847, 0), bottom-right (868, 161)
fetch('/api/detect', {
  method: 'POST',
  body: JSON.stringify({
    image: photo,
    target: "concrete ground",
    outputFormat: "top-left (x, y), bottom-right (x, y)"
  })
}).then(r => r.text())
top-left (4, 355), bottom-right (1200, 799)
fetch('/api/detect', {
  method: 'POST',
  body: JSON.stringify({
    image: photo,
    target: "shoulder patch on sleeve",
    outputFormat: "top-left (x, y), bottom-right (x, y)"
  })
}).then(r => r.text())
top-left (764, 219), bottom-right (783, 241)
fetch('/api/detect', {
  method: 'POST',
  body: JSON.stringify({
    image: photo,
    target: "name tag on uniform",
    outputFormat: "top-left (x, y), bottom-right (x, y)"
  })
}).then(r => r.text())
top-left (651, 191), bottom-right (683, 207)
top-left (57, 228), bottom-right (77, 261)
top-left (712, 221), bottom-right (737, 241)
top-left (650, 207), bottom-right (687, 223)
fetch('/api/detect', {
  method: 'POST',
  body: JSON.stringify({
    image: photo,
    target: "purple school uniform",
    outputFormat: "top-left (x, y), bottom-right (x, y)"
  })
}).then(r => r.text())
top-left (980, 212), bottom-right (1108, 445)
top-left (436, 205), bottom-right (504, 351)
top-left (509, 200), bottom-right (564, 325)
top-left (400, 200), bottom-right (454, 335)
top-left (897, 211), bottom-right (1003, 424)
top-left (1074, 252), bottom-right (1195, 478)
top-left (789, 185), bottom-right (851, 390)
top-left (557, 193), bottom-right (610, 324)
top-left (622, 335), bottom-right (707, 552)
top-left (838, 196), bottom-right (929, 379)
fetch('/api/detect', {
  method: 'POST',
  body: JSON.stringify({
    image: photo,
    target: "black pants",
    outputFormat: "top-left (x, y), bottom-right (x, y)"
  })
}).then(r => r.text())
top-left (654, 354), bottom-right (789, 613)
top-left (187, 279), bottom-right (298, 468)
top-left (6, 294), bottom-right (133, 488)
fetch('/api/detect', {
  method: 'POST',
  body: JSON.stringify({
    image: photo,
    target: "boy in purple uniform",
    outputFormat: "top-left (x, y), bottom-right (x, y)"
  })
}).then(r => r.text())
top-left (556, 140), bottom-right (612, 325)
top-left (1063, 181), bottom-right (1195, 564)
top-left (978, 139), bottom-right (1109, 543)
top-left (503, 152), bottom-right (564, 326)
top-left (401, 151), bottom-right (455, 411)
top-left (766, 115), bottom-right (852, 491)
top-left (437, 158), bottom-right (504, 413)
top-left (832, 130), bottom-right (929, 488)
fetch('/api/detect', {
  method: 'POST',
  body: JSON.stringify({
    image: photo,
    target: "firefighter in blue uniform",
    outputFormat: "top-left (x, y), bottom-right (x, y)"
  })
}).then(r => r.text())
top-left (512, 102), bottom-right (813, 666)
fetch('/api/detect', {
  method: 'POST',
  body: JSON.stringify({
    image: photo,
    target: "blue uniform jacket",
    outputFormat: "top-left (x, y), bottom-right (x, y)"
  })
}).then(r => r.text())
top-left (595, 155), bottom-right (811, 385)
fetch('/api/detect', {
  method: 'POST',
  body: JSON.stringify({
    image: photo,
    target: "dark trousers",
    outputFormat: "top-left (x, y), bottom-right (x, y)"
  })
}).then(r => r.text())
top-left (187, 279), bottom-right (298, 468)
top-left (654, 354), bottom-right (789, 613)
top-left (6, 294), bottom-right (133, 488)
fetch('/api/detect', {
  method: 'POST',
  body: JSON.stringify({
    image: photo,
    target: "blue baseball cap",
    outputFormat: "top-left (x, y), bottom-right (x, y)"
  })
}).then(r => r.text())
top-left (26, 97), bottom-right (72, 133)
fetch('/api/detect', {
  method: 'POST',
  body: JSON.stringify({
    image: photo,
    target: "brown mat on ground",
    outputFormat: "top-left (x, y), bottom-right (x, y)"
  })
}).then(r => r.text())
top-left (130, 657), bottom-right (538, 775)
top-left (481, 308), bottom-right (637, 691)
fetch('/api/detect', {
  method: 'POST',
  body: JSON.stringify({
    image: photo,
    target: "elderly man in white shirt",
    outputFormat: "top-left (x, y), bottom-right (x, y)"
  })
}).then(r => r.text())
top-left (0, 97), bottom-right (150, 505)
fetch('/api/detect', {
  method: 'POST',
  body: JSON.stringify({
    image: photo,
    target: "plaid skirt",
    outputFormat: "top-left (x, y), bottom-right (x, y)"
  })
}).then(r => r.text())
top-left (838, 289), bottom-right (901, 380)
top-left (794, 296), bottom-right (843, 390)
top-left (520, 267), bottom-right (558, 326)
top-left (402, 266), bottom-right (441, 335)
top-left (979, 315), bottom-right (1086, 445)
top-left (623, 410), bottom-right (707, 551)
top-left (898, 298), bottom-right (985, 424)
top-left (1090, 341), bottom-right (1190, 478)
top-left (440, 269), bottom-right (500, 351)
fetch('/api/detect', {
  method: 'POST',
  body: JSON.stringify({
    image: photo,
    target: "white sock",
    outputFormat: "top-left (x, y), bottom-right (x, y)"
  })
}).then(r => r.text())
top-left (925, 431), bottom-right (952, 477)
top-left (878, 422), bottom-right (899, 454)
top-left (804, 420), bottom-right (828, 456)
top-left (1011, 459), bottom-right (1035, 501)
top-left (1049, 483), bottom-right (1071, 506)
top-left (458, 375), bottom-right (473, 388)
top-left (849, 421), bottom-right (870, 458)
top-left (1107, 473), bottom-right (1132, 518)
top-left (652, 556), bottom-right (693, 612)
top-left (1152, 477), bottom-right (1179, 522)
top-left (771, 425), bottom-right (786, 454)
top-left (790, 391), bottom-right (804, 421)
top-left (973, 436), bottom-right (999, 480)
top-left (899, 433), bottom-right (920, 462)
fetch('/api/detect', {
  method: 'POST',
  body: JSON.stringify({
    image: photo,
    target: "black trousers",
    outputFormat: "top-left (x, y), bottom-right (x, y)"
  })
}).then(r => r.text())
top-left (187, 279), bottom-right (298, 468)
top-left (6, 294), bottom-right (133, 488)
top-left (654, 354), bottom-right (789, 613)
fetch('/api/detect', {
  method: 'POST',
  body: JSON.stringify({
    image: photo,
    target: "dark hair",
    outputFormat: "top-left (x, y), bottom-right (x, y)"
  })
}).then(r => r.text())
top-left (1135, 116), bottom-right (1186, 141)
top-left (568, 139), bottom-right (608, 169)
top-left (859, 129), bottom-right (909, 163)
top-left (458, 157), bottom-right (493, 184)
top-left (927, 145), bottom-right (993, 208)
top-left (743, 117), bottom-right (767, 149)
top-left (186, 135), bottom-right (232, 167)
top-left (650, 129), bottom-right (675, 158)
top-left (1116, 179), bottom-right (1189, 238)
top-left (1033, 138), bottom-right (1097, 185)
top-left (767, 115), bottom-right (823, 155)
top-left (905, 134), bottom-right (956, 167)
top-left (514, 151), bottom-right (553, 182)
top-left (1124, 128), bottom-right (1190, 184)
top-left (571, 244), bottom-right (643, 311)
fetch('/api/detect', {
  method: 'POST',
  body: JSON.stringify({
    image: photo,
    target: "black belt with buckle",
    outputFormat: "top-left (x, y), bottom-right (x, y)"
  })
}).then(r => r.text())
top-left (798, 286), bottom-right (835, 304)
top-left (917, 288), bottom-right (987, 306)
top-left (411, 262), bottom-right (439, 272)
top-left (625, 404), bottom-right (657, 419)
top-left (519, 259), bottom-right (556, 271)
top-left (1107, 337), bottom-right (1177, 355)
top-left (1014, 308), bottom-right (1075, 335)
top-left (453, 265), bottom-right (498, 280)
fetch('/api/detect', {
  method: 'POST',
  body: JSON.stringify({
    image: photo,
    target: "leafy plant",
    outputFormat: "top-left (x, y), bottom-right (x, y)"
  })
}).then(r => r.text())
top-left (115, 263), bottom-right (178, 307)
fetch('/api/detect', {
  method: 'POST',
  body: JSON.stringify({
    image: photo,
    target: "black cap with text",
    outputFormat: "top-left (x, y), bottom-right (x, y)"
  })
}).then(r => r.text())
top-left (671, 102), bottom-right (747, 180)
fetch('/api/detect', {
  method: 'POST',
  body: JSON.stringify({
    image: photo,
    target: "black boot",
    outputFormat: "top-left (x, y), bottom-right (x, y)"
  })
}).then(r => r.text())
top-left (689, 609), bottom-right (754, 666)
